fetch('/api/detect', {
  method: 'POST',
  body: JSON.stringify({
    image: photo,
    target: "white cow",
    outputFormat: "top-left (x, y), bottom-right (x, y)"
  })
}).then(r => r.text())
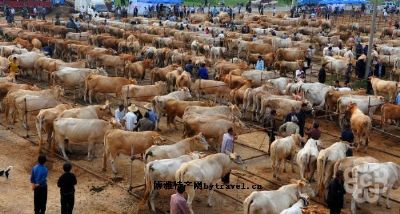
top-left (299, 82), bottom-right (334, 109)
top-left (175, 153), bottom-right (246, 214)
top-left (243, 180), bottom-right (315, 214)
top-left (142, 153), bottom-right (202, 212)
top-left (241, 70), bottom-right (276, 87)
top-left (280, 194), bottom-right (310, 214)
top-left (296, 139), bottom-right (321, 182)
top-left (316, 141), bottom-right (350, 198)
top-left (267, 77), bottom-right (291, 95)
top-left (351, 162), bottom-right (400, 213)
top-left (144, 133), bottom-right (209, 163)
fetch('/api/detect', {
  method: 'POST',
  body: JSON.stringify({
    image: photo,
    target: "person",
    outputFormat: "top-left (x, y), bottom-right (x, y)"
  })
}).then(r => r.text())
top-left (133, 6), bottom-right (138, 17)
top-left (114, 104), bottom-right (125, 126)
top-left (220, 127), bottom-right (236, 184)
top-left (255, 55), bottom-right (264, 71)
top-left (55, 13), bottom-right (61, 25)
top-left (137, 112), bottom-right (155, 131)
top-left (305, 122), bottom-right (321, 140)
top-left (396, 91), bottom-right (400, 105)
top-left (318, 66), bottom-right (326, 83)
top-left (123, 104), bottom-right (138, 131)
top-left (374, 60), bottom-right (386, 77)
top-left (273, 6), bottom-right (276, 16)
top-left (31, 154), bottom-right (48, 214)
top-left (345, 63), bottom-right (352, 85)
top-left (334, 80), bottom-right (341, 88)
top-left (252, 34), bottom-right (257, 42)
top-left (281, 32), bottom-right (289, 39)
top-left (326, 170), bottom-right (346, 214)
top-left (74, 18), bottom-right (80, 32)
top-left (241, 24), bottom-right (250, 34)
top-left (355, 42), bottom-right (363, 59)
top-left (326, 46), bottom-right (333, 56)
top-left (66, 17), bottom-right (77, 30)
top-left (198, 63), bottom-right (208, 79)
top-left (8, 57), bottom-right (19, 78)
top-left (218, 31), bottom-right (224, 47)
top-left (296, 103), bottom-right (308, 137)
top-left (306, 46), bottom-right (313, 69)
top-left (383, 8), bottom-right (388, 22)
top-left (295, 66), bottom-right (305, 81)
top-left (184, 59), bottom-right (194, 74)
top-left (170, 184), bottom-right (191, 214)
top-left (356, 54), bottom-right (366, 79)
top-left (341, 123), bottom-right (354, 156)
top-left (57, 162), bottom-right (77, 214)
top-left (264, 109), bottom-right (277, 155)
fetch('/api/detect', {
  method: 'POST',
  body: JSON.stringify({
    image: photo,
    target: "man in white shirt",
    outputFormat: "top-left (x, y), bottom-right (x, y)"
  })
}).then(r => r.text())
top-left (295, 66), bottom-right (305, 81)
top-left (114, 104), bottom-right (125, 126)
top-left (218, 31), bottom-right (224, 47)
top-left (123, 104), bottom-right (138, 131)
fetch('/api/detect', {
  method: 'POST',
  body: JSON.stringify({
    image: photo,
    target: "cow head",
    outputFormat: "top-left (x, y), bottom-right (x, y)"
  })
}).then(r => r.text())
top-left (97, 100), bottom-right (112, 119)
top-left (179, 87), bottom-right (192, 99)
top-left (346, 102), bottom-right (358, 115)
top-left (293, 180), bottom-right (315, 197)
top-left (191, 132), bottom-right (209, 151)
top-left (188, 151), bottom-right (206, 160)
top-left (129, 78), bottom-right (138, 85)
top-left (228, 152), bottom-right (247, 170)
top-left (152, 135), bottom-right (166, 145)
top-left (51, 85), bottom-right (64, 99)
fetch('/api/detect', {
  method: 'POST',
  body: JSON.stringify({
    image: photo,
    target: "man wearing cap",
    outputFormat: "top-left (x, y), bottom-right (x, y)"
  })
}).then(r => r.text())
top-left (123, 104), bottom-right (138, 131)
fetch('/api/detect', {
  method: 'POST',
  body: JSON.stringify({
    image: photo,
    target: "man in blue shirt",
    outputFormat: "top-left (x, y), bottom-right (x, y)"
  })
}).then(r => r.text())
top-left (198, 63), bottom-right (208, 79)
top-left (31, 154), bottom-right (48, 214)
top-left (396, 92), bottom-right (400, 105)
top-left (184, 59), bottom-right (194, 74)
top-left (255, 55), bottom-right (264, 70)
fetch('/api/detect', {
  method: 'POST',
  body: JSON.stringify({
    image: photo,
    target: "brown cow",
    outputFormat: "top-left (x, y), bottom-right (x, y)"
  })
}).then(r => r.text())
top-left (125, 59), bottom-right (153, 80)
top-left (381, 103), bottom-right (400, 128)
top-left (325, 89), bottom-right (366, 119)
top-left (165, 100), bottom-right (212, 129)
top-left (84, 74), bottom-right (137, 104)
top-left (346, 103), bottom-right (372, 152)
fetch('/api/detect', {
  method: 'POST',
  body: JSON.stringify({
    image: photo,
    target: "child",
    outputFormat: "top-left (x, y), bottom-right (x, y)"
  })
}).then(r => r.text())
top-left (57, 162), bottom-right (77, 214)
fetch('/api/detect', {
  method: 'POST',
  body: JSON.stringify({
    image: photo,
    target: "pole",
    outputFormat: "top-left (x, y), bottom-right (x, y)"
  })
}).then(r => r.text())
top-left (365, 0), bottom-right (378, 79)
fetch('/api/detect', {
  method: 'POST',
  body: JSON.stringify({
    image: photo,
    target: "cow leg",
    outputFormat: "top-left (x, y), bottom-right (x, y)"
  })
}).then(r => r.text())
top-left (89, 90), bottom-right (93, 104)
top-left (59, 140), bottom-right (69, 160)
top-left (299, 163), bottom-right (305, 181)
top-left (385, 186), bottom-right (392, 209)
top-left (87, 143), bottom-right (94, 160)
top-left (149, 189), bottom-right (157, 212)
top-left (291, 157), bottom-right (296, 173)
top-left (185, 187), bottom-right (195, 214)
top-left (207, 188), bottom-right (214, 207)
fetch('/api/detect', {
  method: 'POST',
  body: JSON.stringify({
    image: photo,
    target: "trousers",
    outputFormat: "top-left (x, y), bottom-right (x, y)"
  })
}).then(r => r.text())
top-left (61, 193), bottom-right (75, 214)
top-left (34, 186), bottom-right (47, 214)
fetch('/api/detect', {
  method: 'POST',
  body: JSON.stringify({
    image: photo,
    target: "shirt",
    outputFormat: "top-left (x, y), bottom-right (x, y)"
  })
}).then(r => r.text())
top-left (138, 118), bottom-right (155, 131)
top-left (115, 109), bottom-right (125, 123)
top-left (255, 59), bottom-right (264, 70)
top-left (220, 133), bottom-right (234, 154)
top-left (9, 61), bottom-right (19, 73)
top-left (185, 63), bottom-right (193, 73)
top-left (31, 164), bottom-right (48, 188)
top-left (341, 129), bottom-right (354, 143)
top-left (305, 128), bottom-right (321, 140)
top-left (57, 172), bottom-right (77, 195)
top-left (396, 94), bottom-right (400, 105)
top-left (170, 193), bottom-right (191, 214)
top-left (148, 110), bottom-right (158, 123)
top-left (295, 69), bottom-right (304, 78)
top-left (123, 112), bottom-right (137, 131)
top-left (198, 67), bottom-right (208, 79)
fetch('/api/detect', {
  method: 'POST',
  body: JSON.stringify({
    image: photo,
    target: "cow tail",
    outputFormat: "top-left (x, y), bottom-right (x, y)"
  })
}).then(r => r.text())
top-left (306, 153), bottom-right (311, 173)
top-left (270, 142), bottom-right (276, 171)
top-left (140, 163), bottom-right (153, 208)
top-left (380, 104), bottom-right (386, 127)
top-left (35, 114), bottom-right (44, 150)
top-left (102, 133), bottom-right (109, 171)
top-left (333, 159), bottom-right (341, 180)
top-left (243, 193), bottom-right (255, 214)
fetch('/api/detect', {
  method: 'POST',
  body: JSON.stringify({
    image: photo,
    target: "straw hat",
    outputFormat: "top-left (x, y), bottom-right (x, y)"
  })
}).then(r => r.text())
top-left (144, 103), bottom-right (153, 110)
top-left (128, 104), bottom-right (138, 112)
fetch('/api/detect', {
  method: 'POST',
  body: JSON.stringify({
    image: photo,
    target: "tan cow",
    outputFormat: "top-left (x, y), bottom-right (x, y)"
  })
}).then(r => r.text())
top-left (102, 130), bottom-right (161, 174)
top-left (274, 60), bottom-right (303, 76)
top-left (165, 100), bottom-right (212, 129)
top-left (325, 89), bottom-right (366, 119)
top-left (121, 81), bottom-right (167, 105)
top-left (370, 76), bottom-right (398, 102)
top-left (381, 103), bottom-right (400, 128)
top-left (346, 103), bottom-right (372, 152)
top-left (84, 74), bottom-right (137, 104)
top-left (58, 101), bottom-right (111, 119)
top-left (191, 79), bottom-right (231, 103)
top-left (176, 70), bottom-right (192, 90)
top-left (270, 134), bottom-right (304, 180)
top-left (125, 59), bottom-right (153, 80)
top-left (276, 48), bottom-right (306, 61)
top-left (35, 104), bottom-right (72, 150)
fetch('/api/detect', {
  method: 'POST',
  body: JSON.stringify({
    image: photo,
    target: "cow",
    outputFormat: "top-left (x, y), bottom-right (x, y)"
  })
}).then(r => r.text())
top-left (276, 48), bottom-right (305, 61)
top-left (125, 59), bottom-right (153, 80)
top-left (369, 76), bottom-right (398, 102)
top-left (164, 100), bottom-right (212, 129)
top-left (296, 139), bottom-right (321, 182)
top-left (176, 70), bottom-right (192, 90)
top-left (381, 103), bottom-right (400, 128)
top-left (316, 141), bottom-right (350, 198)
top-left (183, 104), bottom-right (242, 121)
top-left (84, 74), bottom-right (137, 104)
top-left (298, 82), bottom-right (334, 110)
top-left (142, 153), bottom-right (203, 212)
top-left (102, 130), bottom-right (162, 174)
top-left (333, 156), bottom-right (378, 184)
top-left (270, 134), bottom-right (304, 180)
top-left (241, 70), bottom-right (276, 87)
top-left (121, 81), bottom-right (167, 105)
top-left (53, 118), bottom-right (117, 160)
top-left (274, 60), bottom-right (303, 76)
top-left (144, 133), bottom-right (209, 163)
top-left (280, 194), bottom-right (310, 214)
top-left (258, 97), bottom-right (312, 122)
top-left (337, 95), bottom-right (385, 128)
top-left (35, 104), bottom-right (72, 150)
top-left (176, 153), bottom-right (246, 213)
top-left (152, 87), bottom-right (192, 129)
top-left (346, 103), bottom-right (372, 152)
top-left (230, 80), bottom-right (252, 105)
top-left (322, 56), bottom-right (350, 76)
top-left (351, 162), bottom-right (400, 213)
top-left (267, 77), bottom-right (291, 95)
top-left (58, 101), bottom-right (111, 119)
top-left (243, 180), bottom-right (315, 214)
top-left (191, 79), bottom-right (231, 103)
top-left (324, 89), bottom-right (366, 120)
